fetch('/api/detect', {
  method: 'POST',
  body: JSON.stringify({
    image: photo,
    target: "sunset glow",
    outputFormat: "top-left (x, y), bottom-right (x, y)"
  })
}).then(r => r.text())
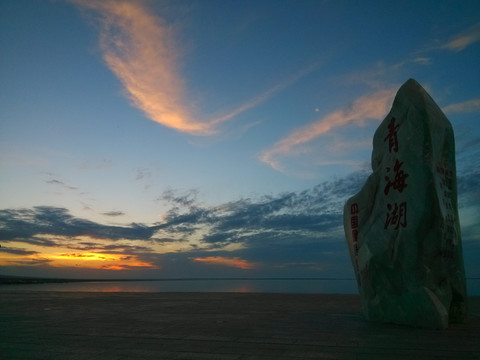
top-left (193, 256), bottom-right (258, 270)
top-left (0, 251), bottom-right (157, 270)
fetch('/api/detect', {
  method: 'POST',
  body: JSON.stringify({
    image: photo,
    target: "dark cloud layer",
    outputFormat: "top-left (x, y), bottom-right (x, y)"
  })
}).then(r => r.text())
top-left (2, 168), bottom-right (479, 249)
top-left (103, 211), bottom-right (125, 217)
top-left (0, 207), bottom-right (159, 244)
top-left (67, 242), bottom-right (153, 253)
top-left (154, 171), bottom-right (368, 249)
top-left (0, 171), bottom-right (368, 254)
top-left (45, 179), bottom-right (78, 191)
top-left (1, 168), bottom-right (479, 278)
top-left (0, 247), bottom-right (38, 255)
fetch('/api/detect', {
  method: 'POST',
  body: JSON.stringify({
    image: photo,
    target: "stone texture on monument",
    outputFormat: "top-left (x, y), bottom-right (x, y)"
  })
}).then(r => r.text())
top-left (344, 78), bottom-right (467, 329)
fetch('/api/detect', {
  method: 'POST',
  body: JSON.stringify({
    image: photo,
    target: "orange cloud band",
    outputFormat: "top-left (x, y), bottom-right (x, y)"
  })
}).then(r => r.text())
top-left (260, 88), bottom-right (396, 172)
top-left (1, 251), bottom-right (157, 270)
top-left (193, 256), bottom-right (258, 270)
top-left (72, 0), bottom-right (211, 135)
top-left (441, 23), bottom-right (480, 52)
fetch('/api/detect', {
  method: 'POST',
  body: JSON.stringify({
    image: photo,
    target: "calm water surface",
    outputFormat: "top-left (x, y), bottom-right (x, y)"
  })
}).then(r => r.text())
top-left (2, 278), bottom-right (478, 294)
top-left (0, 279), bottom-right (359, 293)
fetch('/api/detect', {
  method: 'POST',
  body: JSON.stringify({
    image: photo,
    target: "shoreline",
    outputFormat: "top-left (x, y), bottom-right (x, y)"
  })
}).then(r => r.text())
top-left (0, 275), bottom-right (357, 285)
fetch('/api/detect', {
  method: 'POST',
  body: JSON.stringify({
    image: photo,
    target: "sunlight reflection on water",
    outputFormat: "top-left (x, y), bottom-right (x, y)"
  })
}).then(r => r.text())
top-left (0, 279), bottom-right (359, 293)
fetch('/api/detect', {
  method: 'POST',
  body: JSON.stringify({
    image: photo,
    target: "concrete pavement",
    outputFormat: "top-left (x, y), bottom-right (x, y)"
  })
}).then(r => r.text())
top-left (1, 291), bottom-right (479, 359)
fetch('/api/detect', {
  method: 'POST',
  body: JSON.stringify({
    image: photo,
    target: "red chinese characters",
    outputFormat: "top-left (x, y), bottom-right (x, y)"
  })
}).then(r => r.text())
top-left (383, 117), bottom-right (408, 230)
top-left (350, 203), bottom-right (359, 255)
top-left (384, 159), bottom-right (409, 195)
top-left (384, 202), bottom-right (407, 230)
top-left (384, 117), bottom-right (399, 153)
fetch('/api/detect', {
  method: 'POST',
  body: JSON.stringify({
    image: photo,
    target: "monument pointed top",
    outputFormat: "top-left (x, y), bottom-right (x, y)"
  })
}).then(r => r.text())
top-left (397, 78), bottom-right (426, 94)
top-left (397, 78), bottom-right (426, 97)
top-left (404, 78), bottom-right (420, 86)
top-left (391, 78), bottom-right (447, 122)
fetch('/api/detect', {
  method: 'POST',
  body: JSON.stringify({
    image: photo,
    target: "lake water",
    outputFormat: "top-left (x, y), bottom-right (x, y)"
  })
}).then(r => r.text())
top-left (0, 278), bottom-right (359, 294)
top-left (2, 278), bottom-right (478, 294)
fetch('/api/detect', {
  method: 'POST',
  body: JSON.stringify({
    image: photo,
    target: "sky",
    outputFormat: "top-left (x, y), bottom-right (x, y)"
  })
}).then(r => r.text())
top-left (0, 0), bottom-right (479, 288)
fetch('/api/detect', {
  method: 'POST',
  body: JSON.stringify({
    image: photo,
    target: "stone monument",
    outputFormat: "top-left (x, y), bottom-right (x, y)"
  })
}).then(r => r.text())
top-left (344, 78), bottom-right (467, 329)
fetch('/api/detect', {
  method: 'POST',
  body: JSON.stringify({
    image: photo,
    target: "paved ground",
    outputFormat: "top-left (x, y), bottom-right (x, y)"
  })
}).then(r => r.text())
top-left (1, 291), bottom-right (479, 359)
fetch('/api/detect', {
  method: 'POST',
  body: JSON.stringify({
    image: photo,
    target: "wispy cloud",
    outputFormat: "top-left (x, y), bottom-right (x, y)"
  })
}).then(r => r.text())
top-left (103, 211), bottom-right (125, 217)
top-left (78, 158), bottom-right (113, 170)
top-left (260, 88), bottom-right (396, 172)
top-left (193, 256), bottom-right (258, 270)
top-left (391, 57), bottom-right (432, 70)
top-left (158, 189), bottom-right (199, 209)
top-left (72, 0), bottom-right (210, 135)
top-left (338, 23), bottom-right (479, 91)
top-left (441, 23), bottom-right (480, 52)
top-left (442, 99), bottom-right (480, 114)
top-left (135, 168), bottom-right (151, 181)
top-left (209, 64), bottom-right (320, 125)
top-left (315, 160), bottom-right (366, 167)
top-left (45, 179), bottom-right (78, 191)
top-left (72, 0), bottom-right (314, 136)
top-left (334, 58), bottom-right (430, 90)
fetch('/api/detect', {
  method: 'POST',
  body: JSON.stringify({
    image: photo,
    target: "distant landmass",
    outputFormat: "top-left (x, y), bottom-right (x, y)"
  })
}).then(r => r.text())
top-left (0, 275), bottom-right (355, 285)
top-left (0, 274), bottom-right (119, 285)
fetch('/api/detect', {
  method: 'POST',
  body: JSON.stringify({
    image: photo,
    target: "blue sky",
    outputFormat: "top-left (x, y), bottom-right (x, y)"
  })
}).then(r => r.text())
top-left (0, 1), bottom-right (479, 288)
